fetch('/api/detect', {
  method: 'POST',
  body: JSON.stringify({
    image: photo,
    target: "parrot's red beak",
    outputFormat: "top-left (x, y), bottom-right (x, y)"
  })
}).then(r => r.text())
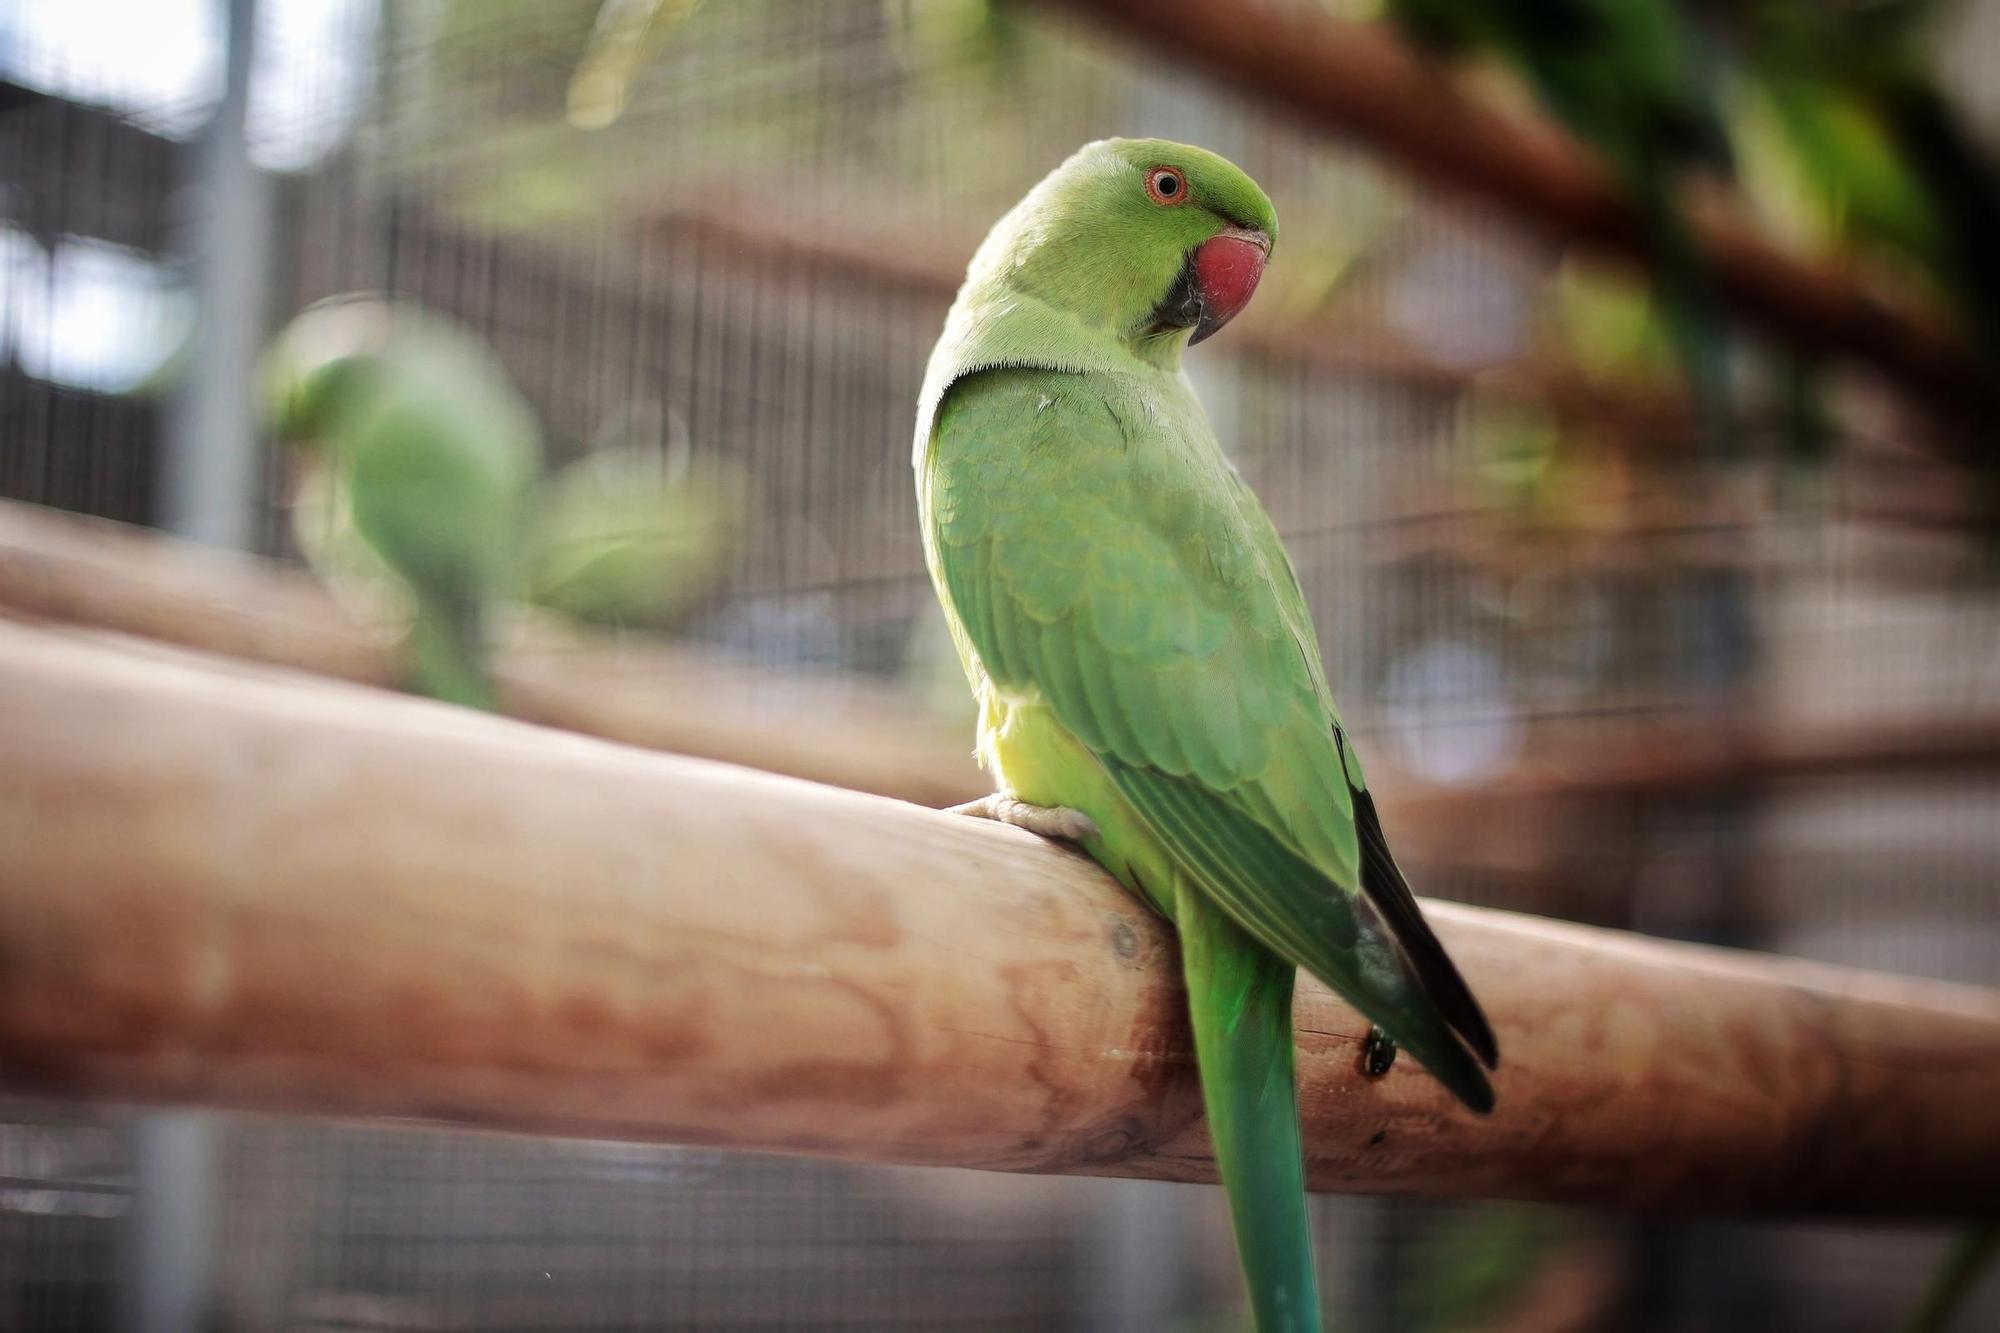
top-left (1188, 227), bottom-right (1269, 345)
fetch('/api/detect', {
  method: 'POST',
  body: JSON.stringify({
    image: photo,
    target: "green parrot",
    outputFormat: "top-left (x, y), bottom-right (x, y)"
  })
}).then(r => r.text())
top-left (915, 139), bottom-right (1499, 1332)
top-left (264, 297), bottom-right (540, 711)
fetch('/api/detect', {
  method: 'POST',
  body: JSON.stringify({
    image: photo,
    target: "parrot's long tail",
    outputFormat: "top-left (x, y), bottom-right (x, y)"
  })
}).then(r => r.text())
top-left (1176, 882), bottom-right (1323, 1333)
top-left (405, 583), bottom-right (499, 713)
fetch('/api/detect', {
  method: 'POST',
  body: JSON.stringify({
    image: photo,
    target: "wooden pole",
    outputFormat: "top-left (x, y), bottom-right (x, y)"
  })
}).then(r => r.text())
top-left (1042, 0), bottom-right (1996, 437)
top-left (0, 620), bottom-right (1994, 1216)
top-left (0, 498), bottom-right (984, 807)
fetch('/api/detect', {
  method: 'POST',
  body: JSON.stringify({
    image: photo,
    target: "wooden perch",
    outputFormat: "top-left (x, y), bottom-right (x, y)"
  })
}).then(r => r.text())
top-left (0, 619), bottom-right (1995, 1216)
top-left (1045, 0), bottom-right (1996, 434)
top-left (0, 498), bottom-right (983, 808)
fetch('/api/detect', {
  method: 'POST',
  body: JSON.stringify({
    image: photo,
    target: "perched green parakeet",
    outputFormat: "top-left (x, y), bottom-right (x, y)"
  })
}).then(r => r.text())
top-left (915, 139), bottom-right (1499, 1333)
top-left (264, 297), bottom-right (540, 711)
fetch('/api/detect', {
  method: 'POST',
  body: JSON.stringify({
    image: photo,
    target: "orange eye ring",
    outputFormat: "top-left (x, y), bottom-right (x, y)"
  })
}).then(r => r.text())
top-left (1144, 166), bottom-right (1189, 206)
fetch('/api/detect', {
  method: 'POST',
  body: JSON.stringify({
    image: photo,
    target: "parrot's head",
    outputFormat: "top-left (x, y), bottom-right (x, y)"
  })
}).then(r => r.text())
top-left (259, 294), bottom-right (398, 450)
top-left (969, 137), bottom-right (1277, 356)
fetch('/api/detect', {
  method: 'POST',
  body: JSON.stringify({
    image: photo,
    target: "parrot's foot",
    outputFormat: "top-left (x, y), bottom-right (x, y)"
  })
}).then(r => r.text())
top-left (947, 792), bottom-right (1099, 843)
top-left (1361, 1026), bottom-right (1399, 1079)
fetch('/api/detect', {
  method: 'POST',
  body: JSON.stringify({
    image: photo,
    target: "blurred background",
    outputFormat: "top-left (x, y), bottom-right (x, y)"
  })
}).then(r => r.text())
top-left (2, 0), bottom-right (1998, 1328)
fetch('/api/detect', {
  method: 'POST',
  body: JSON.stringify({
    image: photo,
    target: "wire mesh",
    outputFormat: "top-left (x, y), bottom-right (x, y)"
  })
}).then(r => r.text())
top-left (1, 0), bottom-right (1996, 1329)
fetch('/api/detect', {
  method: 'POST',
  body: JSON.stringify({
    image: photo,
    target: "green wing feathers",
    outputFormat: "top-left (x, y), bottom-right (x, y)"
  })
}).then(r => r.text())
top-left (928, 366), bottom-right (1499, 1110)
top-left (1114, 758), bottom-right (1494, 1113)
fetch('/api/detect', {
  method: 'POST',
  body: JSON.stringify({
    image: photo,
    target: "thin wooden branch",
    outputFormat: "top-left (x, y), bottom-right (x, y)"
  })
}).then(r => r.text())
top-left (1385, 712), bottom-right (2000, 885)
top-left (0, 620), bottom-right (1993, 1215)
top-left (1042, 0), bottom-right (1995, 436)
top-left (7, 500), bottom-right (2000, 824)
top-left (660, 207), bottom-right (1706, 443)
top-left (0, 499), bottom-right (983, 808)
top-left (1487, 715), bottom-right (2000, 797)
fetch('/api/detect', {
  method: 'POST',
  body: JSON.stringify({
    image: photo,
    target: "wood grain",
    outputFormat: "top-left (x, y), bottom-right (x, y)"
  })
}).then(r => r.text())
top-left (0, 620), bottom-right (1993, 1215)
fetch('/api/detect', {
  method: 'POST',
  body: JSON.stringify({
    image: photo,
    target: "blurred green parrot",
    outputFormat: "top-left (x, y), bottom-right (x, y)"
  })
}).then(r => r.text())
top-left (264, 297), bottom-right (541, 711)
top-left (1385, 0), bottom-right (1736, 446)
top-left (527, 442), bottom-right (749, 632)
top-left (916, 139), bottom-right (1498, 1333)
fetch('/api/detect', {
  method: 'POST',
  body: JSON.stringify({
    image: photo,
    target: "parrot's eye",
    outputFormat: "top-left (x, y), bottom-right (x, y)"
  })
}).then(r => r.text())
top-left (1144, 166), bottom-right (1188, 206)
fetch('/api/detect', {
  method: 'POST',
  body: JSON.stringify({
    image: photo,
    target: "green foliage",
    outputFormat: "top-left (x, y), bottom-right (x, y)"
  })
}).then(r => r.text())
top-left (1548, 257), bottom-right (1675, 387)
top-left (1399, 1204), bottom-right (1572, 1332)
top-left (1384, 0), bottom-right (1736, 450)
top-left (1729, 1), bottom-right (2000, 357)
top-left (1385, 0), bottom-right (2000, 476)
top-left (1465, 401), bottom-right (1563, 523)
top-left (1902, 1227), bottom-right (1999, 1333)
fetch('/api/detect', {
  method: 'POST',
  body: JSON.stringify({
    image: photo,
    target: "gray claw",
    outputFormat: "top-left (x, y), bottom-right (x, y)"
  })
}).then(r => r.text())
top-left (946, 792), bottom-right (1098, 843)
